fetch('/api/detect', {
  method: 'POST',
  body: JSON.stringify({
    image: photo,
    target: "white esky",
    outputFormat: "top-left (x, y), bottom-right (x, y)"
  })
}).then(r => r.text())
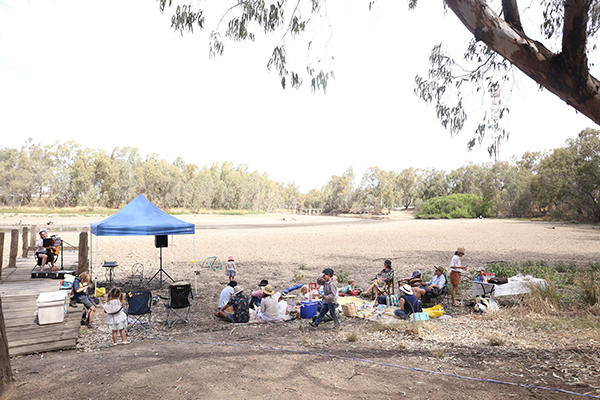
top-left (0, 0), bottom-right (597, 192)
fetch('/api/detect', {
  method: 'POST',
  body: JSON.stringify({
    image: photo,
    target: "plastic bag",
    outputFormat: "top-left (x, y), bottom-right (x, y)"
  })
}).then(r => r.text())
top-left (423, 304), bottom-right (444, 318)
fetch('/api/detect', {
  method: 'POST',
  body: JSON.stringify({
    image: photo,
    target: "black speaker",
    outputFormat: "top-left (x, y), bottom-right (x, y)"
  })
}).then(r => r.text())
top-left (155, 235), bottom-right (168, 248)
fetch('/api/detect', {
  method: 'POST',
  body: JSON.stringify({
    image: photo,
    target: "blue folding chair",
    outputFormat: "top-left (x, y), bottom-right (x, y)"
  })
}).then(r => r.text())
top-left (126, 290), bottom-right (152, 333)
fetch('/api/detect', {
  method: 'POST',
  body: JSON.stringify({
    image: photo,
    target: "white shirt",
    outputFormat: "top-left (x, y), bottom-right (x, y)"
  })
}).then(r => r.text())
top-left (449, 255), bottom-right (462, 273)
top-left (427, 273), bottom-right (447, 288)
top-left (259, 295), bottom-right (280, 321)
top-left (218, 286), bottom-right (234, 308)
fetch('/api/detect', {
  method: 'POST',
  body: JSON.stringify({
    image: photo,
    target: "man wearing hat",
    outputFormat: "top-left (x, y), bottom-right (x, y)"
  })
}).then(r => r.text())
top-left (215, 286), bottom-right (249, 323)
top-left (423, 266), bottom-right (446, 296)
top-left (395, 284), bottom-right (422, 319)
top-left (449, 247), bottom-right (467, 307)
top-left (309, 268), bottom-right (340, 329)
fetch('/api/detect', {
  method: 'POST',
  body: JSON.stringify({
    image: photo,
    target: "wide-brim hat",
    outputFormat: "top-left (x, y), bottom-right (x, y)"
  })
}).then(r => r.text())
top-left (228, 281), bottom-right (237, 288)
top-left (384, 259), bottom-right (392, 267)
top-left (400, 284), bottom-right (413, 296)
top-left (435, 265), bottom-right (445, 273)
top-left (233, 286), bottom-right (244, 295)
top-left (456, 247), bottom-right (466, 254)
top-left (411, 270), bottom-right (421, 279)
top-left (262, 284), bottom-right (275, 296)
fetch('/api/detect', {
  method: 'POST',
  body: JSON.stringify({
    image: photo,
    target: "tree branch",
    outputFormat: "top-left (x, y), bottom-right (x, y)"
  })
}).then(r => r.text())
top-left (501, 0), bottom-right (523, 33)
top-left (562, 0), bottom-right (591, 77)
top-left (445, 0), bottom-right (600, 126)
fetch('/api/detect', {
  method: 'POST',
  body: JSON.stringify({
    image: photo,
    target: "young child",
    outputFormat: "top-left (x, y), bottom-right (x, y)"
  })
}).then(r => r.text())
top-left (226, 256), bottom-right (236, 282)
top-left (103, 288), bottom-right (129, 346)
top-left (338, 279), bottom-right (356, 294)
top-left (309, 268), bottom-right (340, 329)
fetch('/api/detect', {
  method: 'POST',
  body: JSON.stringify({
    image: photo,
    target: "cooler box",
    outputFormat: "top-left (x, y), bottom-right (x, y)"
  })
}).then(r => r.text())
top-left (37, 291), bottom-right (68, 325)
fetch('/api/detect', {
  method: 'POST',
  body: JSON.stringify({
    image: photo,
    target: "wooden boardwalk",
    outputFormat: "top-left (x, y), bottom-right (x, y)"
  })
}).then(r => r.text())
top-left (1, 251), bottom-right (83, 356)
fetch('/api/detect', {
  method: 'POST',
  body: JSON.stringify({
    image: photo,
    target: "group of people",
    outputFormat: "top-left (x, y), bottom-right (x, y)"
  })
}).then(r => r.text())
top-left (365, 246), bottom-right (468, 318)
top-left (214, 279), bottom-right (289, 324)
top-left (212, 246), bottom-right (468, 326)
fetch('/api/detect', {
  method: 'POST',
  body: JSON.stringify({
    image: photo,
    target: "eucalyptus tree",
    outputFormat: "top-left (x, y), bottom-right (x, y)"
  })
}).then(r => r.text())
top-left (160, 0), bottom-right (600, 151)
top-left (418, 168), bottom-right (450, 201)
top-left (395, 167), bottom-right (421, 209)
top-left (322, 167), bottom-right (355, 211)
top-left (360, 166), bottom-right (396, 211)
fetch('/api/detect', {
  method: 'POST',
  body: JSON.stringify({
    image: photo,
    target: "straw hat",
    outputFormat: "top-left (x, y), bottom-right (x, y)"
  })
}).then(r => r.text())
top-left (456, 247), bottom-right (466, 255)
top-left (233, 286), bottom-right (244, 295)
top-left (435, 265), bottom-right (445, 273)
top-left (400, 284), bottom-right (414, 296)
top-left (262, 284), bottom-right (275, 296)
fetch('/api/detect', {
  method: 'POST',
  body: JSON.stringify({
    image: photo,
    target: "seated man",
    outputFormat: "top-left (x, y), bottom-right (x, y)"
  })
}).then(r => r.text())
top-left (217, 281), bottom-right (237, 311)
top-left (423, 266), bottom-right (447, 296)
top-left (36, 230), bottom-right (57, 272)
top-left (215, 286), bottom-right (249, 323)
top-left (395, 284), bottom-right (422, 319)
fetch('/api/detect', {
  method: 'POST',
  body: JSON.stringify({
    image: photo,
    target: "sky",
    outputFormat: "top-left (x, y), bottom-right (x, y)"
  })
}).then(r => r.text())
top-left (0, 0), bottom-right (597, 192)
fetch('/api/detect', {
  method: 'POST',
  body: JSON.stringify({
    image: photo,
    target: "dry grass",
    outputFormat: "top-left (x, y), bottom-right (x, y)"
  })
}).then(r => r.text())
top-left (346, 330), bottom-right (359, 342)
top-left (299, 334), bottom-right (313, 346)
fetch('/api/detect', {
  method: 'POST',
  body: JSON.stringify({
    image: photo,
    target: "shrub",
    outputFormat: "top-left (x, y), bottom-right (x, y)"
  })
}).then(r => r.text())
top-left (415, 194), bottom-right (492, 219)
top-left (577, 266), bottom-right (600, 306)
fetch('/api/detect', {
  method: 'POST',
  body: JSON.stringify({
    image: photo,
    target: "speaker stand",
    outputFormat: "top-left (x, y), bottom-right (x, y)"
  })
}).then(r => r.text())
top-left (148, 247), bottom-right (174, 288)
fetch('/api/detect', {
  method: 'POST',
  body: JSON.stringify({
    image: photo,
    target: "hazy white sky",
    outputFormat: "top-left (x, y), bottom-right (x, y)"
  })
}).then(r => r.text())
top-left (0, 0), bottom-right (597, 192)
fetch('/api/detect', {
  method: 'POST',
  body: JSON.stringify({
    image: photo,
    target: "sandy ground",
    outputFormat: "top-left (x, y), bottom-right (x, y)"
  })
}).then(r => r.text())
top-left (1, 213), bottom-right (600, 399)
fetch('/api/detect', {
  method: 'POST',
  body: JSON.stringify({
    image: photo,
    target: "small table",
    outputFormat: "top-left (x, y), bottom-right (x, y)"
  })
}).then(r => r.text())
top-left (101, 261), bottom-right (118, 282)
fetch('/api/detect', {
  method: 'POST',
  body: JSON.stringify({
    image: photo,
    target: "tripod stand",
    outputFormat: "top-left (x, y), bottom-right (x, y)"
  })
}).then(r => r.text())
top-left (148, 247), bottom-right (174, 288)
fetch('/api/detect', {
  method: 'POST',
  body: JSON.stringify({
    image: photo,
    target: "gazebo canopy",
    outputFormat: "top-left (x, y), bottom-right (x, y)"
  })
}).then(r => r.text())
top-left (91, 194), bottom-right (195, 236)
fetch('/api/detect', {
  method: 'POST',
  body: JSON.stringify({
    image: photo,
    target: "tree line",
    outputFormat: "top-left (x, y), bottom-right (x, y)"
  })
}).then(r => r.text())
top-left (2, 129), bottom-right (599, 222)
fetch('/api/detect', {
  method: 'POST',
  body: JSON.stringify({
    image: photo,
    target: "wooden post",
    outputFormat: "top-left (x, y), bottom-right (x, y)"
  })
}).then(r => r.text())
top-left (21, 226), bottom-right (28, 258)
top-left (78, 231), bottom-right (89, 274)
top-left (0, 233), bottom-right (4, 278)
top-left (0, 296), bottom-right (12, 388)
top-left (8, 230), bottom-right (18, 268)
top-left (30, 225), bottom-right (37, 251)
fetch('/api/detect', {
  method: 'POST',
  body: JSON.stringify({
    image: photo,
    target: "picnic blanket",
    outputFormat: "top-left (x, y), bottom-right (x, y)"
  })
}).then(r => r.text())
top-left (337, 297), bottom-right (444, 325)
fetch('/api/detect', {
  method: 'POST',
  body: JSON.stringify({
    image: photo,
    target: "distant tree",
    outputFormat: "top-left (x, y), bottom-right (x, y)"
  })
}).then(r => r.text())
top-left (418, 168), bottom-right (449, 201)
top-left (322, 167), bottom-right (355, 211)
top-left (395, 167), bottom-right (421, 209)
top-left (360, 166), bottom-right (395, 211)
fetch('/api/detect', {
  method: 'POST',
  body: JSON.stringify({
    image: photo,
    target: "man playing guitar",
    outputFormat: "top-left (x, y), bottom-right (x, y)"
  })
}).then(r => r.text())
top-left (36, 230), bottom-right (59, 272)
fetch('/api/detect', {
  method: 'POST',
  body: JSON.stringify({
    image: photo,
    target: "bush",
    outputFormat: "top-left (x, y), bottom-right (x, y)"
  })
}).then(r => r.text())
top-left (415, 194), bottom-right (492, 219)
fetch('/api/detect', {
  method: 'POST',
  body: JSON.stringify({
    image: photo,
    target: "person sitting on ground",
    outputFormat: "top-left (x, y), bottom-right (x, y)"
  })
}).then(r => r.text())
top-left (395, 284), bottom-right (422, 319)
top-left (215, 286), bottom-right (249, 323)
top-left (423, 266), bottom-right (447, 296)
top-left (250, 279), bottom-right (268, 309)
top-left (258, 285), bottom-right (280, 322)
top-left (218, 281), bottom-right (237, 310)
top-left (338, 279), bottom-right (356, 295)
top-left (73, 272), bottom-right (96, 327)
top-left (363, 260), bottom-right (394, 298)
top-left (296, 285), bottom-right (310, 304)
top-left (35, 230), bottom-right (57, 272)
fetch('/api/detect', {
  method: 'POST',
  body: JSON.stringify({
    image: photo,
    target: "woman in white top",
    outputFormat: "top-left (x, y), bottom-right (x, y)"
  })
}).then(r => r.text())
top-left (258, 285), bottom-right (280, 322)
top-left (449, 247), bottom-right (467, 307)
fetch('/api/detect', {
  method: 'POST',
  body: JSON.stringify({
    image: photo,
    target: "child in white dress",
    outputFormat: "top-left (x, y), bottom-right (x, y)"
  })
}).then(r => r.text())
top-left (103, 288), bottom-right (129, 346)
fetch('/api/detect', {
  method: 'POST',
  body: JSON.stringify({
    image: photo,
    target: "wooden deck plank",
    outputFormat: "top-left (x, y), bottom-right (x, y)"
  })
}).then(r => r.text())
top-left (1, 251), bottom-right (84, 356)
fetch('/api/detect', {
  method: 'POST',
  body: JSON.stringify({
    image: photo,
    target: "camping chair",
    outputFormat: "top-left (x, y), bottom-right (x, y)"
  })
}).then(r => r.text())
top-left (130, 263), bottom-right (144, 286)
top-left (160, 282), bottom-right (193, 328)
top-left (421, 272), bottom-right (449, 307)
top-left (126, 290), bottom-right (152, 333)
top-left (381, 276), bottom-right (395, 296)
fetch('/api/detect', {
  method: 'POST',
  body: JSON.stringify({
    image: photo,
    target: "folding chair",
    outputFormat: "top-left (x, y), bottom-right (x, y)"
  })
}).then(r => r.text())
top-left (421, 272), bottom-right (449, 307)
top-left (126, 290), bottom-right (152, 333)
top-left (161, 282), bottom-right (193, 328)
